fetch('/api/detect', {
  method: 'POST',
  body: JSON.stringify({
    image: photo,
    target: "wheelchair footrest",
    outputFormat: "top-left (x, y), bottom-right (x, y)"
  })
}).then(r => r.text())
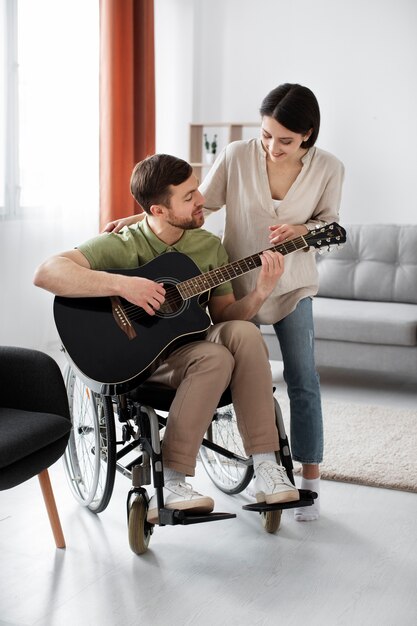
top-left (158, 508), bottom-right (236, 526)
top-left (242, 489), bottom-right (317, 513)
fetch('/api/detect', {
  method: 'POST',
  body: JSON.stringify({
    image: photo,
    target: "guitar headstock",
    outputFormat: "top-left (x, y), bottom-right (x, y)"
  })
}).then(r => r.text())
top-left (305, 222), bottom-right (346, 251)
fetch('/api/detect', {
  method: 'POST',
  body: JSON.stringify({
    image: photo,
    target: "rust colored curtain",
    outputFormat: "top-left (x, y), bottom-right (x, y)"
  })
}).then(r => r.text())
top-left (99, 0), bottom-right (155, 231)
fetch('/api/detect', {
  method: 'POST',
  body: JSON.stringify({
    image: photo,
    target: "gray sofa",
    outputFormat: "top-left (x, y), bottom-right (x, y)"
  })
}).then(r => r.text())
top-left (261, 224), bottom-right (417, 380)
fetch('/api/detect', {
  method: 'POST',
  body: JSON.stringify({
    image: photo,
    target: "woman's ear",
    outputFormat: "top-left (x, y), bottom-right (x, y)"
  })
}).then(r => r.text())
top-left (303, 128), bottom-right (313, 142)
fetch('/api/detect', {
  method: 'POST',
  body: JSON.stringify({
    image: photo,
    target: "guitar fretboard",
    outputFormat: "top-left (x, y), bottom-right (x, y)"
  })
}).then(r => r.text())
top-left (177, 235), bottom-right (307, 299)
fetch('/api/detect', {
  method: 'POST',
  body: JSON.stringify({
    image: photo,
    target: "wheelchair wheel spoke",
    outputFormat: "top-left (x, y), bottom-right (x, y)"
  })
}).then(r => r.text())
top-left (199, 405), bottom-right (253, 495)
top-left (63, 367), bottom-right (116, 512)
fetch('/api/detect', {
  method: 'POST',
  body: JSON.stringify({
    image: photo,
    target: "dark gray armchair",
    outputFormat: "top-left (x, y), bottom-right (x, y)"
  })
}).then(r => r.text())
top-left (0, 346), bottom-right (71, 548)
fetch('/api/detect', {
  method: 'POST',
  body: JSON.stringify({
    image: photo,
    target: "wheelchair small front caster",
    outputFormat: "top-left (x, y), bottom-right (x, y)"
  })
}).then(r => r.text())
top-left (261, 509), bottom-right (282, 534)
top-left (243, 489), bottom-right (317, 533)
top-left (127, 489), bottom-right (154, 555)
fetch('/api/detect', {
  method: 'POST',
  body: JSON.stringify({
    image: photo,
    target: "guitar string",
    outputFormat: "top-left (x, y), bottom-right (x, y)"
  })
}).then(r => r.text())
top-left (118, 238), bottom-right (300, 321)
top-left (119, 236), bottom-right (305, 315)
top-left (120, 236), bottom-right (315, 320)
top-left (119, 250), bottom-right (268, 319)
top-left (114, 231), bottom-right (335, 322)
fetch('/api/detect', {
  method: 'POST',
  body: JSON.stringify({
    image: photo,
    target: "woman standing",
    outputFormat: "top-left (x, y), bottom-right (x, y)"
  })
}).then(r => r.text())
top-left (104, 83), bottom-right (345, 521)
top-left (199, 84), bottom-right (344, 520)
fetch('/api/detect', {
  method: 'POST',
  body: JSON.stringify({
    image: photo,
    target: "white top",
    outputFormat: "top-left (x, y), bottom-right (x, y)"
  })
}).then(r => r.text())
top-left (272, 199), bottom-right (282, 213)
top-left (200, 138), bottom-right (345, 324)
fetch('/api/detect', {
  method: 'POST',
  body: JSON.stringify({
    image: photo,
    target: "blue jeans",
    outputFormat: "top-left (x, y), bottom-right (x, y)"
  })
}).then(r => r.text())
top-left (272, 297), bottom-right (323, 464)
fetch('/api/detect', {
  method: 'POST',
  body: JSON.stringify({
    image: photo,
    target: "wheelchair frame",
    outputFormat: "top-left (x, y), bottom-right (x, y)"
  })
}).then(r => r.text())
top-left (63, 366), bottom-right (316, 555)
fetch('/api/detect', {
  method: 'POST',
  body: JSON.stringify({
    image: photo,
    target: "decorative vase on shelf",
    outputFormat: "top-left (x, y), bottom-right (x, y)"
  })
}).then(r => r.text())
top-left (203, 132), bottom-right (218, 166)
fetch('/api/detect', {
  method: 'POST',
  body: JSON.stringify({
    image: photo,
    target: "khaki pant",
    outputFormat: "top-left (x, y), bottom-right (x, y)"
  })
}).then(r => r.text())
top-left (148, 320), bottom-right (279, 475)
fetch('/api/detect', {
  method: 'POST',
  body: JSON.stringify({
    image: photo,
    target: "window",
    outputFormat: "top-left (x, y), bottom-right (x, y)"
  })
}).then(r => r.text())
top-left (0, 0), bottom-right (17, 216)
top-left (0, 0), bottom-right (99, 220)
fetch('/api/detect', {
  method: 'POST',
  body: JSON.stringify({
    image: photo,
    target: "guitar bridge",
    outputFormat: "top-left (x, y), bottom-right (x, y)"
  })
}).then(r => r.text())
top-left (110, 296), bottom-right (137, 340)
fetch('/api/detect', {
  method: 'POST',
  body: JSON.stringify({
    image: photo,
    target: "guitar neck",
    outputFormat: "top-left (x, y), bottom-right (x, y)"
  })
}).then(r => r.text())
top-left (177, 234), bottom-right (309, 300)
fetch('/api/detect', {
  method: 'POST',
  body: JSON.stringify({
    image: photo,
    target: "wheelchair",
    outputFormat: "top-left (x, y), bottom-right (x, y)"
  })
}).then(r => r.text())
top-left (63, 365), bottom-right (316, 555)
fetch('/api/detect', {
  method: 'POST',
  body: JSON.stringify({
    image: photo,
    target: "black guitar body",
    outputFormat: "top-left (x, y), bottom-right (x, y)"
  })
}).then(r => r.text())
top-left (54, 252), bottom-right (211, 394)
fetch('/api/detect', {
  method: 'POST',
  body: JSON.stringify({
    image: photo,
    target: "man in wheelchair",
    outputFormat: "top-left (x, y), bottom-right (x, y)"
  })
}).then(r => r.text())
top-left (34, 153), bottom-right (299, 523)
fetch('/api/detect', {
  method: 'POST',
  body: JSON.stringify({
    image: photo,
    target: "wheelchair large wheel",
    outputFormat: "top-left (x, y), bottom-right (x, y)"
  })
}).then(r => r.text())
top-left (199, 405), bottom-right (253, 495)
top-left (64, 367), bottom-right (116, 513)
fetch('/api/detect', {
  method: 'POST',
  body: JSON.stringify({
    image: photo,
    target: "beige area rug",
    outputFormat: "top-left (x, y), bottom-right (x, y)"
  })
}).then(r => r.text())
top-left (279, 398), bottom-right (417, 493)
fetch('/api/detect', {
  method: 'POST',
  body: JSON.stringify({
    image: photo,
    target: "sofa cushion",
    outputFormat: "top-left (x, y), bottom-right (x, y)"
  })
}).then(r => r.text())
top-left (313, 297), bottom-right (417, 346)
top-left (316, 224), bottom-right (417, 304)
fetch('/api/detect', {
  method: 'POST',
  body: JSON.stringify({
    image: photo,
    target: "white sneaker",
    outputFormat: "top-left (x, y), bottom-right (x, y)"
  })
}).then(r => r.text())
top-left (147, 481), bottom-right (214, 524)
top-left (254, 461), bottom-right (299, 504)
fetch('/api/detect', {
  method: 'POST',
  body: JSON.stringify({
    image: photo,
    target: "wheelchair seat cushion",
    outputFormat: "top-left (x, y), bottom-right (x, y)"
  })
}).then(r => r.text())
top-left (127, 383), bottom-right (233, 411)
top-left (0, 407), bottom-right (71, 469)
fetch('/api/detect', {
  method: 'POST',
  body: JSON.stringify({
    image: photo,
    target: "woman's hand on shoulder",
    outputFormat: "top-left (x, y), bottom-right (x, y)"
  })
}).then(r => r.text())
top-left (269, 223), bottom-right (309, 244)
top-left (102, 213), bottom-right (144, 233)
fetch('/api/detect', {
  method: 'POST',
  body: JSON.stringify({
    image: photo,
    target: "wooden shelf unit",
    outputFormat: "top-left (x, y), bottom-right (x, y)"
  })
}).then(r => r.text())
top-left (189, 122), bottom-right (258, 179)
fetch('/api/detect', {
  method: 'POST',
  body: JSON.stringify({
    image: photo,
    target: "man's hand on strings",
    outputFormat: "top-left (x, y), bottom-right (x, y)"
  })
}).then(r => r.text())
top-left (119, 276), bottom-right (166, 316)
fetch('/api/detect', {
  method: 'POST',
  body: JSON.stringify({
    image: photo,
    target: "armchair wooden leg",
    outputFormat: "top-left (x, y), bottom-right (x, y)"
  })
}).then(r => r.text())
top-left (38, 469), bottom-right (66, 549)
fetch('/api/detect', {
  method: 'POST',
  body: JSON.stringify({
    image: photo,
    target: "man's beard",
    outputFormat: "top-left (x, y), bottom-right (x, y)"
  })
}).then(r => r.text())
top-left (165, 209), bottom-right (204, 231)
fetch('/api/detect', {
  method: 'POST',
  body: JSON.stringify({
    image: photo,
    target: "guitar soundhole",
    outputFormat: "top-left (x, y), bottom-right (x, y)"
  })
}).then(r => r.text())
top-left (155, 279), bottom-right (187, 318)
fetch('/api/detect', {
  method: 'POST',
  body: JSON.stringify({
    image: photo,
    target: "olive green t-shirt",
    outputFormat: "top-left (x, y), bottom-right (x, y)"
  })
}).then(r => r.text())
top-left (77, 218), bottom-right (233, 297)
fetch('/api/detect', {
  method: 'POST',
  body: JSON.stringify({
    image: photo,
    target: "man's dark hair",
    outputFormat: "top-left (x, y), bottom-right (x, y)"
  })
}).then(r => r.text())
top-left (130, 154), bottom-right (193, 213)
top-left (259, 83), bottom-right (320, 148)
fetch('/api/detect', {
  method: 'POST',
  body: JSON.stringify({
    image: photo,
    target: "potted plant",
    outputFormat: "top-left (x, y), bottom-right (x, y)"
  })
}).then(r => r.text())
top-left (204, 133), bottom-right (218, 164)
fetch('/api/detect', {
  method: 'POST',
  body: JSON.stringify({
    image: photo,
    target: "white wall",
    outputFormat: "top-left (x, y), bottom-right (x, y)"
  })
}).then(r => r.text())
top-left (154, 0), bottom-right (195, 159)
top-left (155, 0), bottom-right (417, 225)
